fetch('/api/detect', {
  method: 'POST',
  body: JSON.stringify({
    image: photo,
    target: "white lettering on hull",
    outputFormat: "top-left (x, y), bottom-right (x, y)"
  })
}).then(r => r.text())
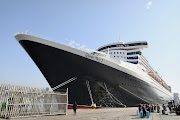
top-left (85, 53), bottom-right (103, 63)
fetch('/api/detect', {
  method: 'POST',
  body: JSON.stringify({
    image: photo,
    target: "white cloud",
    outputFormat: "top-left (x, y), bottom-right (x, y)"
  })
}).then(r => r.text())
top-left (146, 1), bottom-right (152, 9)
top-left (67, 40), bottom-right (85, 49)
top-left (79, 45), bottom-right (85, 49)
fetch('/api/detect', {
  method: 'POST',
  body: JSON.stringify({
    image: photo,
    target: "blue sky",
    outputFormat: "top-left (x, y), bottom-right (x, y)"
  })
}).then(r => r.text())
top-left (0, 0), bottom-right (180, 94)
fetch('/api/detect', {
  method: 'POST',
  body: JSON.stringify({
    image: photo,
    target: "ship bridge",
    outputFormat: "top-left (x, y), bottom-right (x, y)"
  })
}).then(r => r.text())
top-left (97, 41), bottom-right (148, 51)
top-left (97, 41), bottom-right (148, 65)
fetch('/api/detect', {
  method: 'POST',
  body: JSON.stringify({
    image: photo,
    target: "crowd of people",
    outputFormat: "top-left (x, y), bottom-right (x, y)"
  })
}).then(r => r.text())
top-left (137, 103), bottom-right (165, 117)
top-left (138, 103), bottom-right (180, 117)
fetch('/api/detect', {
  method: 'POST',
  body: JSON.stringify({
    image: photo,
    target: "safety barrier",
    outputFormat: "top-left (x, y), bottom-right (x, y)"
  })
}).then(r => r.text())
top-left (0, 84), bottom-right (68, 119)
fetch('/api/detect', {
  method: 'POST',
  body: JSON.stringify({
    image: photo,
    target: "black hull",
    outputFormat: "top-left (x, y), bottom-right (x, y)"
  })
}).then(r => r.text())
top-left (18, 38), bottom-right (172, 107)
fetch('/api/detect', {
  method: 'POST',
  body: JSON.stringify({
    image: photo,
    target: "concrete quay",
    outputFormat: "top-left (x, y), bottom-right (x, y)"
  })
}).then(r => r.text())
top-left (2, 107), bottom-right (180, 120)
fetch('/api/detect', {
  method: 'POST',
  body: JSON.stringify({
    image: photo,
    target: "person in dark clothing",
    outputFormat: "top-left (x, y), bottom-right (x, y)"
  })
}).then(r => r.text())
top-left (147, 104), bottom-right (150, 113)
top-left (176, 105), bottom-right (180, 115)
top-left (151, 104), bottom-right (154, 112)
top-left (162, 104), bottom-right (166, 114)
top-left (138, 104), bottom-right (141, 113)
top-left (161, 104), bottom-right (165, 114)
top-left (162, 104), bottom-right (166, 110)
top-left (154, 105), bottom-right (156, 111)
top-left (146, 104), bottom-right (148, 109)
top-left (73, 101), bottom-right (77, 114)
top-left (168, 104), bottom-right (172, 113)
top-left (157, 104), bottom-right (160, 113)
top-left (142, 105), bottom-right (146, 117)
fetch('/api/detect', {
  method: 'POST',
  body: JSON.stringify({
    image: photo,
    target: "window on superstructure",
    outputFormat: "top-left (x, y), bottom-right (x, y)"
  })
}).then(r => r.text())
top-left (114, 52), bottom-right (115, 54)
top-left (125, 42), bottom-right (147, 47)
top-left (125, 44), bottom-right (129, 47)
top-left (127, 51), bottom-right (141, 55)
top-left (127, 56), bottom-right (138, 59)
top-left (114, 56), bottom-right (115, 58)
top-left (98, 43), bottom-right (148, 51)
top-left (117, 52), bottom-right (118, 54)
top-left (127, 61), bottom-right (138, 64)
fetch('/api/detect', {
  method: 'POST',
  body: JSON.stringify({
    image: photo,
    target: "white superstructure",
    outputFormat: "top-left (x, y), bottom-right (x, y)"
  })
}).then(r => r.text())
top-left (97, 41), bottom-right (171, 92)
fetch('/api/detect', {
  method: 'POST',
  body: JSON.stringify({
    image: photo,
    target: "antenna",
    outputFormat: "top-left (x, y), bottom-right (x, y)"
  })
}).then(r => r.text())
top-left (118, 35), bottom-right (121, 42)
top-left (26, 28), bottom-right (28, 35)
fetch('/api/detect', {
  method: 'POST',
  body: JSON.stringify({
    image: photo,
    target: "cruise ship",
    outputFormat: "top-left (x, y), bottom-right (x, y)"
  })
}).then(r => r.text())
top-left (15, 33), bottom-right (173, 107)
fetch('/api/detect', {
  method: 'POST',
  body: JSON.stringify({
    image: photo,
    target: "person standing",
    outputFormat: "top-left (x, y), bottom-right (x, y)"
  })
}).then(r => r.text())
top-left (73, 101), bottom-right (77, 114)
top-left (147, 104), bottom-right (151, 113)
top-left (168, 104), bottom-right (172, 113)
top-left (142, 105), bottom-right (146, 117)
top-left (138, 104), bottom-right (141, 113)
top-left (154, 104), bottom-right (156, 111)
top-left (162, 104), bottom-right (166, 114)
top-left (157, 104), bottom-right (160, 113)
top-left (151, 104), bottom-right (154, 112)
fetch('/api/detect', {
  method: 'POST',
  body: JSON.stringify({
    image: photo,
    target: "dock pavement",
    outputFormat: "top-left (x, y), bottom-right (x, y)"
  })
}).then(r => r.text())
top-left (1, 107), bottom-right (180, 120)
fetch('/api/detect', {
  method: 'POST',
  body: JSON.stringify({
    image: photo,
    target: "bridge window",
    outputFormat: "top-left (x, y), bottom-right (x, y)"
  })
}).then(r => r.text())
top-left (127, 51), bottom-right (141, 55)
top-left (127, 56), bottom-right (138, 59)
top-left (127, 61), bottom-right (138, 64)
top-left (98, 42), bottom-right (147, 51)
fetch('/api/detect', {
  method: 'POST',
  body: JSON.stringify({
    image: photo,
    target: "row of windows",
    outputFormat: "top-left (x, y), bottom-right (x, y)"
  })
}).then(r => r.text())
top-left (127, 51), bottom-right (141, 55)
top-left (127, 61), bottom-right (138, 64)
top-left (98, 42), bottom-right (147, 51)
top-left (127, 56), bottom-right (138, 59)
top-left (109, 52), bottom-right (125, 54)
top-left (124, 42), bottom-right (147, 47)
top-left (113, 56), bottom-right (126, 58)
top-left (98, 45), bottom-right (122, 51)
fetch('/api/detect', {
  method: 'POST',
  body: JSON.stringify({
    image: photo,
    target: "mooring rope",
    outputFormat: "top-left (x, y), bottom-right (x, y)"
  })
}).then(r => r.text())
top-left (97, 82), bottom-right (124, 106)
top-left (86, 80), bottom-right (95, 105)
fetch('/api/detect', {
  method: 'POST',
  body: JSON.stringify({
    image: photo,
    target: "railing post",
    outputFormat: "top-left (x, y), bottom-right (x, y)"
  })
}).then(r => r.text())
top-left (66, 88), bottom-right (68, 115)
